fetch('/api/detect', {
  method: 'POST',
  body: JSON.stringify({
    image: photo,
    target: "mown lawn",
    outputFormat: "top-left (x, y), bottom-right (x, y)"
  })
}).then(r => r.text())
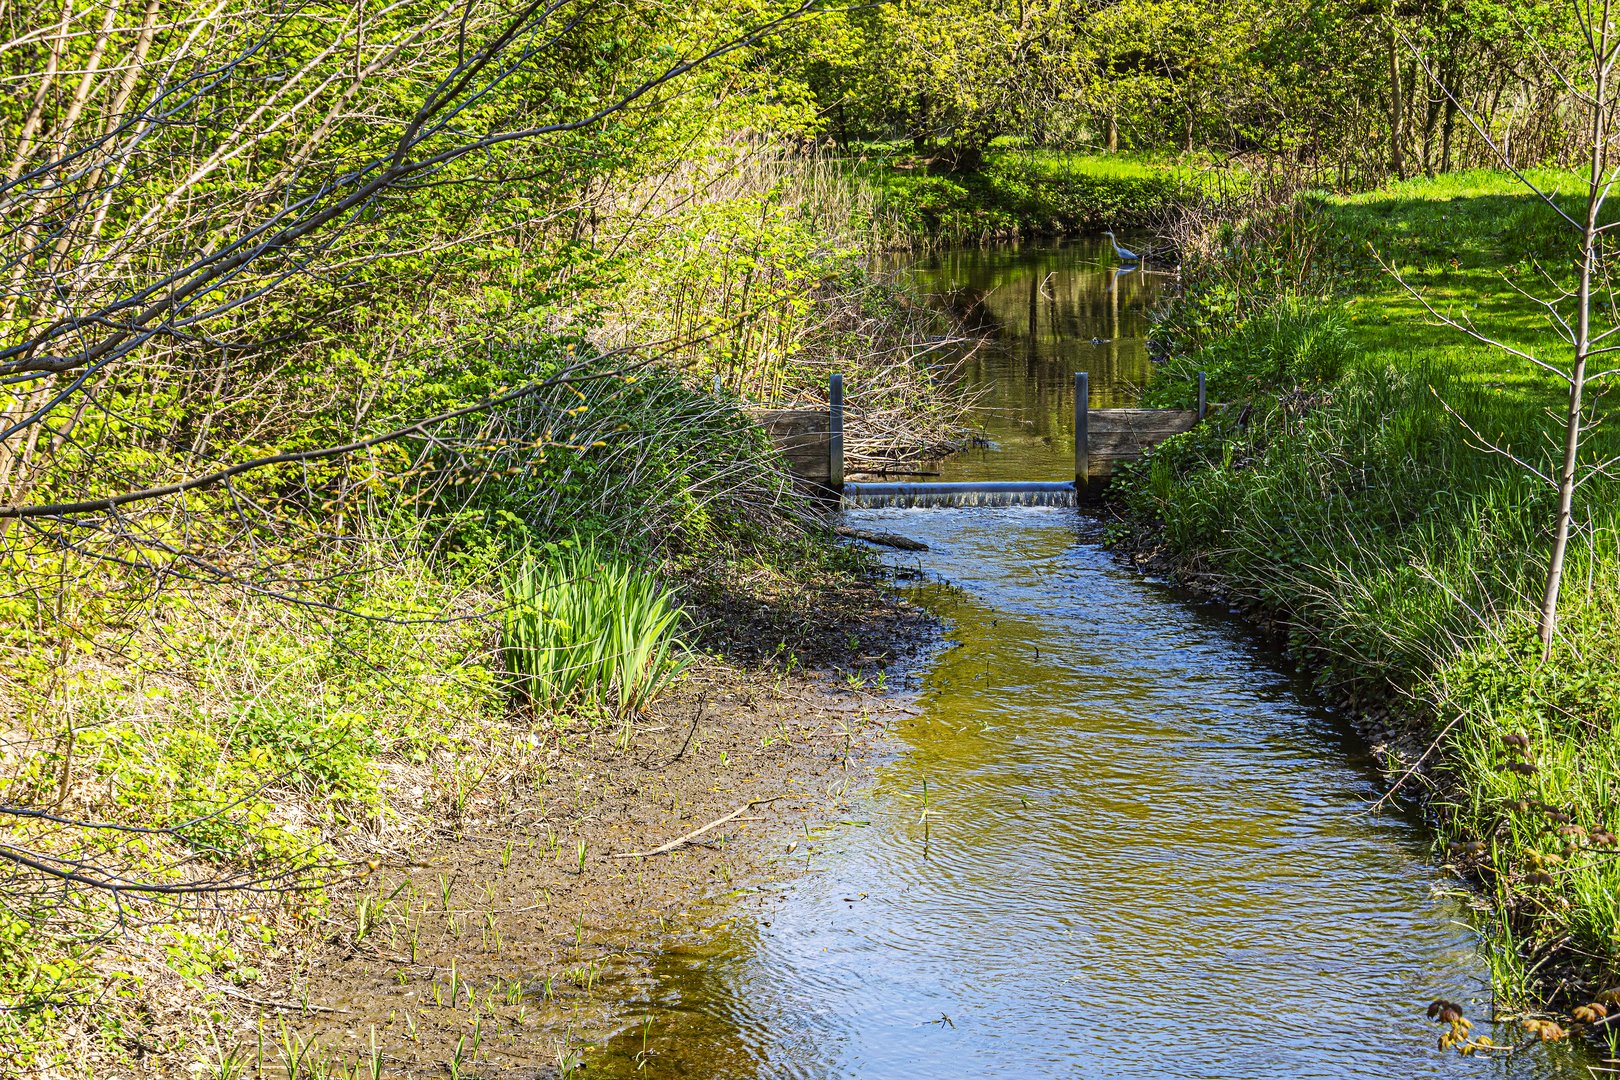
top-left (861, 147), bottom-right (1229, 242)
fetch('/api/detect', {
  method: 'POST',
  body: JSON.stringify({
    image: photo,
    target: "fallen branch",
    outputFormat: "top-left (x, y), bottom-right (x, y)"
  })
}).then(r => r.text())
top-left (1367, 712), bottom-right (1463, 813)
top-left (834, 526), bottom-right (928, 552)
top-left (609, 796), bottom-right (789, 858)
top-left (212, 983), bottom-right (350, 1015)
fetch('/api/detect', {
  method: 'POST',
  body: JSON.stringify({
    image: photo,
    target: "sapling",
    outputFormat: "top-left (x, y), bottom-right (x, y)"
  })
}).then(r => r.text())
top-left (1398, 0), bottom-right (1620, 659)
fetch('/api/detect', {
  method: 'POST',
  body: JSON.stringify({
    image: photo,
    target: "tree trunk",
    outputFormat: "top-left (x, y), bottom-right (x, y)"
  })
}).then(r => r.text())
top-left (1441, 93), bottom-right (1456, 172)
top-left (1540, 51), bottom-right (1608, 659)
top-left (1387, 8), bottom-right (1406, 178)
top-left (1107, 113), bottom-right (1118, 152)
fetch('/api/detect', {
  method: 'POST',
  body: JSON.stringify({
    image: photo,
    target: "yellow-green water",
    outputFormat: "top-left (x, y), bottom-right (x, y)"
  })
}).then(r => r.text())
top-left (583, 241), bottom-right (1595, 1077)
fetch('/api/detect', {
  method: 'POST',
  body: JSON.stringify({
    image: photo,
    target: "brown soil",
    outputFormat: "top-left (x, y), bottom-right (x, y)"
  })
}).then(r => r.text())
top-left (242, 569), bottom-right (935, 1078)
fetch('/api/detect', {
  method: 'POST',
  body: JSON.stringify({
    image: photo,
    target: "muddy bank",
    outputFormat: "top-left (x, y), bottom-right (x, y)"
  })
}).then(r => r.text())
top-left (245, 570), bottom-right (934, 1077)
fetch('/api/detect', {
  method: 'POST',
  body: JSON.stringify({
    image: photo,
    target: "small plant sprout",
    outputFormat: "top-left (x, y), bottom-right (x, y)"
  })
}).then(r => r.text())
top-left (635, 1014), bottom-right (656, 1071)
top-left (576, 839), bottom-right (587, 873)
top-left (207, 1021), bottom-right (249, 1080)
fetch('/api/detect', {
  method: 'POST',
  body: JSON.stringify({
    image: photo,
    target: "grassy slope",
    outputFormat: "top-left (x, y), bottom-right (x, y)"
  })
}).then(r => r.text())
top-left (867, 149), bottom-right (1219, 243)
top-left (1124, 170), bottom-right (1620, 1017)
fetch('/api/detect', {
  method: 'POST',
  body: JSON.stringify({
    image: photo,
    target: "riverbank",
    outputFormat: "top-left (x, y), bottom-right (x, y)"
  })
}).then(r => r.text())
top-left (0, 134), bottom-right (979, 1077)
top-left (250, 567), bottom-right (932, 1078)
top-left (26, 558), bottom-right (934, 1079)
top-left (1108, 169), bottom-right (1620, 1032)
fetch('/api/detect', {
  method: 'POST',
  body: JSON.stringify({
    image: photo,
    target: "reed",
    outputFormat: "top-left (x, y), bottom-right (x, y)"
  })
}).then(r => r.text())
top-left (501, 539), bottom-right (691, 716)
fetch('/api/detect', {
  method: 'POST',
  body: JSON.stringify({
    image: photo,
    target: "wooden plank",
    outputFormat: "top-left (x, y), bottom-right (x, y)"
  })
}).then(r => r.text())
top-left (750, 408), bottom-right (831, 483)
top-left (1086, 432), bottom-right (1185, 457)
top-left (1083, 456), bottom-right (1133, 481)
top-left (1083, 408), bottom-right (1199, 485)
top-left (1075, 371), bottom-right (1089, 487)
top-left (1087, 408), bottom-right (1198, 435)
top-left (828, 374), bottom-right (844, 489)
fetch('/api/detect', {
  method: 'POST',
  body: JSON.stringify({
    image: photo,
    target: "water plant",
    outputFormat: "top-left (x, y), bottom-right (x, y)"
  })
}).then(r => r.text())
top-left (502, 538), bottom-right (692, 716)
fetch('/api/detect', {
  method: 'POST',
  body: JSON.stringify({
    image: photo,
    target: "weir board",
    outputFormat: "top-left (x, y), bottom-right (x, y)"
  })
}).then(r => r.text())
top-left (750, 408), bottom-right (832, 484)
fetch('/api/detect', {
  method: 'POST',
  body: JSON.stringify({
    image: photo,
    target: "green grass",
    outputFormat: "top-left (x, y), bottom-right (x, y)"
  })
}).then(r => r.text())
top-left (865, 149), bottom-right (1225, 244)
top-left (1121, 168), bottom-right (1620, 1014)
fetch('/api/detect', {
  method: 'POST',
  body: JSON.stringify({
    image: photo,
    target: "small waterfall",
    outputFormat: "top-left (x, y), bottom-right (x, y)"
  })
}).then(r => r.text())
top-left (842, 481), bottom-right (1077, 509)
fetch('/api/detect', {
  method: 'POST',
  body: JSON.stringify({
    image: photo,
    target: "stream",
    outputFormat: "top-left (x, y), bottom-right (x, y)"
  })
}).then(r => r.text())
top-left (591, 237), bottom-right (1595, 1077)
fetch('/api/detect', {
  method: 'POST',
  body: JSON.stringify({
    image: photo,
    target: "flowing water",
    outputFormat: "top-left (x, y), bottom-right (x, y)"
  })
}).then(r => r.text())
top-left (589, 238), bottom-right (1595, 1077)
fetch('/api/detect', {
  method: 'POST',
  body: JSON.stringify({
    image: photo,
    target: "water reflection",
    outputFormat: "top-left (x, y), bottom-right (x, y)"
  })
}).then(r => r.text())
top-left (902, 239), bottom-right (1165, 482)
top-left (583, 244), bottom-right (1594, 1079)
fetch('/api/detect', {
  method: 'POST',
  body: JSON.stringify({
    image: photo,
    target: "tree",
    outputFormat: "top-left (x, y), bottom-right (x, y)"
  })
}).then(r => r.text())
top-left (1393, 0), bottom-right (1615, 658)
top-left (0, 0), bottom-right (824, 910)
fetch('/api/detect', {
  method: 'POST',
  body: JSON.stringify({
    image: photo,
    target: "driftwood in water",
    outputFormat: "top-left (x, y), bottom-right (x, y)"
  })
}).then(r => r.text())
top-left (834, 526), bottom-right (929, 551)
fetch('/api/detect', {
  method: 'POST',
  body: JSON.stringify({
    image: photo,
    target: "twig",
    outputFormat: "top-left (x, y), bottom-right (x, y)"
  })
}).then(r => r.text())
top-left (609, 796), bottom-right (789, 858)
top-left (642, 691), bottom-right (704, 769)
top-left (1368, 713), bottom-right (1464, 813)
top-left (212, 983), bottom-right (350, 1015)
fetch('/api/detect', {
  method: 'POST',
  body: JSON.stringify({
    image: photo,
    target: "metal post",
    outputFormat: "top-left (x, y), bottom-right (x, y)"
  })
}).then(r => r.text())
top-left (1196, 371), bottom-right (1207, 422)
top-left (1074, 370), bottom-right (1089, 489)
top-left (829, 373), bottom-right (844, 493)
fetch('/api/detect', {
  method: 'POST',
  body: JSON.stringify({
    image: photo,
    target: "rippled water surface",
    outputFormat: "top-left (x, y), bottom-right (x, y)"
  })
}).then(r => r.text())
top-left (587, 243), bottom-right (1593, 1078)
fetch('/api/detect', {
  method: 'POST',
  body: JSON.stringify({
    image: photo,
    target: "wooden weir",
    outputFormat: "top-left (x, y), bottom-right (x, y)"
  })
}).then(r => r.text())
top-left (754, 372), bottom-right (1205, 506)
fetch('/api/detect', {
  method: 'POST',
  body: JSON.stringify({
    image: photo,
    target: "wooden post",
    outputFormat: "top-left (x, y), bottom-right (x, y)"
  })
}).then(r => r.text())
top-left (1196, 371), bottom-right (1207, 422)
top-left (1074, 370), bottom-right (1089, 489)
top-left (828, 373), bottom-right (844, 493)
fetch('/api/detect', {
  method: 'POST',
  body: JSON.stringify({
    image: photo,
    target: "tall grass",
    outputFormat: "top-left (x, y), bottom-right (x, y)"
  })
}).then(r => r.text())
top-left (502, 540), bottom-right (690, 716)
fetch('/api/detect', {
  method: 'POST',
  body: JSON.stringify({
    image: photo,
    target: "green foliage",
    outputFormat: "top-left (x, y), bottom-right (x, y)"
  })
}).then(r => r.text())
top-left (873, 150), bottom-right (1208, 243)
top-left (502, 539), bottom-right (691, 715)
top-left (780, 0), bottom-right (1585, 177)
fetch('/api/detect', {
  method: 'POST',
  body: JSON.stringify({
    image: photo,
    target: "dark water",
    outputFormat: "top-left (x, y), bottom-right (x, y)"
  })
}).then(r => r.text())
top-left (585, 242), bottom-right (1593, 1078)
top-left (921, 237), bottom-right (1166, 483)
